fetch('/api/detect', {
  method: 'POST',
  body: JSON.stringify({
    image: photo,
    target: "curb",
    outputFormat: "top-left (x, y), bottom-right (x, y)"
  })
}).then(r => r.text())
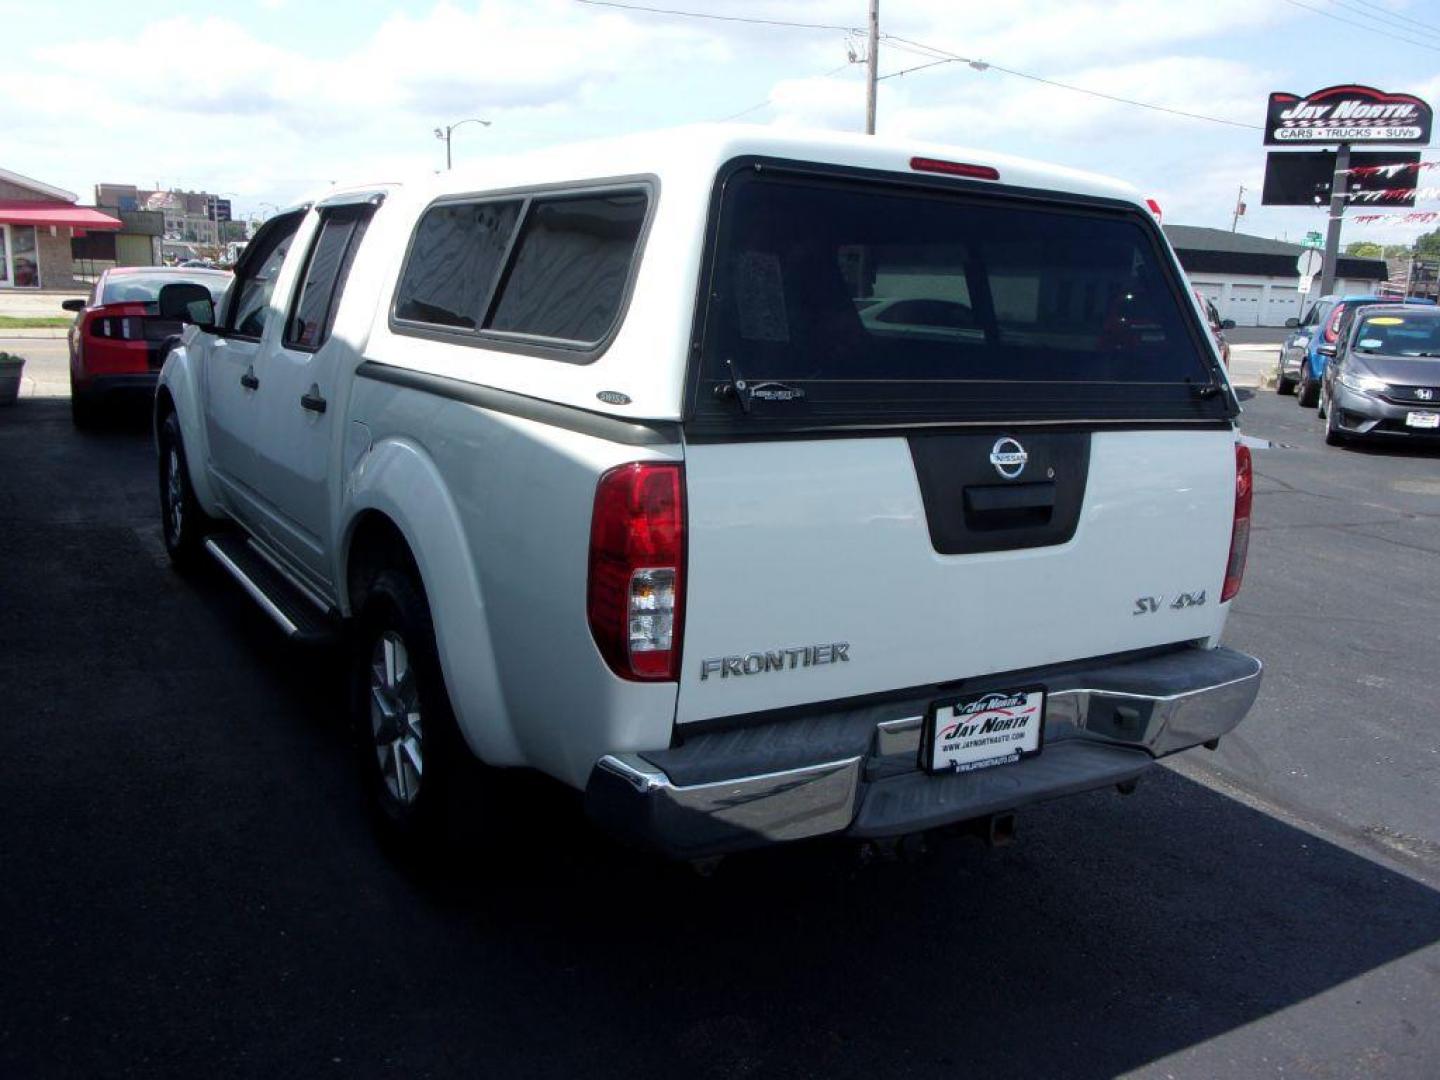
top-left (0, 329), bottom-right (68, 339)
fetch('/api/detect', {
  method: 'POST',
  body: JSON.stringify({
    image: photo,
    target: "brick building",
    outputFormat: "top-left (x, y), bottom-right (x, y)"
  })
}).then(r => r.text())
top-left (0, 167), bottom-right (122, 290)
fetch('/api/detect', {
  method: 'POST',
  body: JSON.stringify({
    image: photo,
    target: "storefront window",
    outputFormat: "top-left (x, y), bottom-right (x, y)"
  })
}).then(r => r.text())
top-left (11, 225), bottom-right (38, 287)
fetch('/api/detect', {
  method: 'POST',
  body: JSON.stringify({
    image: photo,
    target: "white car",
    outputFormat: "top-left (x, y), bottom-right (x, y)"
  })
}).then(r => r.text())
top-left (154, 126), bottom-right (1261, 861)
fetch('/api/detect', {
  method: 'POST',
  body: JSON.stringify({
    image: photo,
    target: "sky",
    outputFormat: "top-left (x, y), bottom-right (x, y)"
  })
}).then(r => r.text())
top-left (3, 0), bottom-right (1439, 246)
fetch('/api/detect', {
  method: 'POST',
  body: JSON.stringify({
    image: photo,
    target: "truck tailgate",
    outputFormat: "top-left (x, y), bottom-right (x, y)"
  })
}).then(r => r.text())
top-left (676, 427), bottom-right (1235, 725)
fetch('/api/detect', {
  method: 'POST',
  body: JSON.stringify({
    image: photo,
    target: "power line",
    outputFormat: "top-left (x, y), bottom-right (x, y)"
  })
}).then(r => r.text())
top-left (1343, 0), bottom-right (1440, 35)
top-left (573, 0), bottom-right (861, 32)
top-left (879, 57), bottom-right (962, 81)
top-left (1323, 0), bottom-right (1440, 39)
top-left (1279, 0), bottom-right (1440, 53)
top-left (880, 34), bottom-right (1263, 130)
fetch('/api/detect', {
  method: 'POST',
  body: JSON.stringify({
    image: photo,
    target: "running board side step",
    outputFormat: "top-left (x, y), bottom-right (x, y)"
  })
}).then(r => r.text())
top-left (204, 534), bottom-right (338, 645)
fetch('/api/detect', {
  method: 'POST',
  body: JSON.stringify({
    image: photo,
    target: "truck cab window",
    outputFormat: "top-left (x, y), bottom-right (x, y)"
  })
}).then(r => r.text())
top-left (226, 212), bottom-right (303, 340)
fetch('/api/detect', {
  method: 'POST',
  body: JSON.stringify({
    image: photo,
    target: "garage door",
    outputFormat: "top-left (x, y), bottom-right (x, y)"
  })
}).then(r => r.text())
top-left (1224, 284), bottom-right (1263, 327)
top-left (1266, 287), bottom-right (1300, 327)
top-left (1195, 282), bottom-right (1223, 306)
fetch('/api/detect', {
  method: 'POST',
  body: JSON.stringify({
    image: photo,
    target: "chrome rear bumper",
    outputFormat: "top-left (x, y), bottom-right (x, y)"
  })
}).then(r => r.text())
top-left (586, 646), bottom-right (1262, 859)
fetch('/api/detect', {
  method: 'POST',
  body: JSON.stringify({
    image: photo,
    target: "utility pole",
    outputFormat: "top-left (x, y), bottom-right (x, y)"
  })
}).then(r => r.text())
top-left (1230, 185), bottom-right (1245, 232)
top-left (1319, 143), bottom-right (1350, 297)
top-left (865, 0), bottom-right (878, 134)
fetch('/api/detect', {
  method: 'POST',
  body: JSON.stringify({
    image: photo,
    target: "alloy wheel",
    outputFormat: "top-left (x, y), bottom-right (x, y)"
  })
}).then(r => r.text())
top-left (165, 446), bottom-right (184, 543)
top-left (370, 631), bottom-right (424, 806)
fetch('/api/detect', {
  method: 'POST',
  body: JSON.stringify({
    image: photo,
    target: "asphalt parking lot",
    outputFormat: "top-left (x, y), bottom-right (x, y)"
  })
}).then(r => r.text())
top-left (2, 340), bottom-right (1438, 1079)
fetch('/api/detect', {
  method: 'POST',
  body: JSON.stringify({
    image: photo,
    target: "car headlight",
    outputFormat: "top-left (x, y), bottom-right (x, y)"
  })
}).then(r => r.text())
top-left (1339, 372), bottom-right (1390, 394)
top-left (1292, 334), bottom-right (1310, 346)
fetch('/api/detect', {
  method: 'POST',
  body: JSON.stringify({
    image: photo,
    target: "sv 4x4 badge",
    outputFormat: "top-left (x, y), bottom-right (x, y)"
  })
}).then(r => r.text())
top-left (1134, 591), bottom-right (1207, 615)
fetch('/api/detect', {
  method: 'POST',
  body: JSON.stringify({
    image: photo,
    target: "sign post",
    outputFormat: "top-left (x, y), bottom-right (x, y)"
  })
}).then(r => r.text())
top-left (1319, 143), bottom-right (1350, 297)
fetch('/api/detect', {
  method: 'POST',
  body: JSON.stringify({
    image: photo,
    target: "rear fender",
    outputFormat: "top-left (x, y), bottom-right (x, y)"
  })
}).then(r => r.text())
top-left (155, 341), bottom-right (224, 518)
top-left (340, 436), bottom-right (520, 766)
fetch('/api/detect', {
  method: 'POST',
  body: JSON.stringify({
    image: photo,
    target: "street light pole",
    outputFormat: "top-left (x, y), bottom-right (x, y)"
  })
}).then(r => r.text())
top-left (434, 117), bottom-right (492, 170)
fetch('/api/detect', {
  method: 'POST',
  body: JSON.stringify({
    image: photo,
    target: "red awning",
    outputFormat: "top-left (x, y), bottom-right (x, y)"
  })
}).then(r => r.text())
top-left (0, 200), bottom-right (123, 231)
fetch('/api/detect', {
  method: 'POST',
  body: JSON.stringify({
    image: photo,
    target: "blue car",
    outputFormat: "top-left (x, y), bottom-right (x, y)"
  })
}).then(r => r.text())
top-left (1277, 294), bottom-right (1436, 407)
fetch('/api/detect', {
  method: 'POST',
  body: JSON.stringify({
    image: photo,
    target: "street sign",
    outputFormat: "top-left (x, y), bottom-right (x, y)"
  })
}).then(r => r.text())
top-left (1296, 249), bottom-right (1321, 296)
top-left (1303, 232), bottom-right (1323, 249)
top-left (1265, 85), bottom-right (1433, 145)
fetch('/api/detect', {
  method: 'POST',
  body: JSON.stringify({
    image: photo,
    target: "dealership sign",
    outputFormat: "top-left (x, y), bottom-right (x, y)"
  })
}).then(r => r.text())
top-left (1264, 84), bottom-right (1432, 145)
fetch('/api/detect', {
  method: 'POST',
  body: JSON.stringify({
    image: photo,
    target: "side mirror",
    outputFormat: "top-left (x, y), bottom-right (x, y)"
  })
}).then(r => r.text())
top-left (1317, 343), bottom-right (1337, 357)
top-left (158, 282), bottom-right (215, 329)
top-left (61, 298), bottom-right (86, 313)
top-left (1284, 317), bottom-right (1299, 328)
top-left (1220, 319), bottom-right (1236, 330)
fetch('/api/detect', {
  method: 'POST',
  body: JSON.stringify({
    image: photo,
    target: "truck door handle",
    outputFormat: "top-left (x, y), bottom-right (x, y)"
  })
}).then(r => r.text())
top-left (300, 389), bottom-right (327, 415)
top-left (239, 367), bottom-right (259, 391)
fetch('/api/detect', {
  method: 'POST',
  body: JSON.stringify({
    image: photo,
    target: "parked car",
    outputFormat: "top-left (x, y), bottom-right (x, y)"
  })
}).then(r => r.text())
top-left (65, 266), bottom-right (231, 427)
top-left (154, 127), bottom-right (1261, 863)
top-left (1319, 304), bottom-right (1440, 445)
top-left (1192, 288), bottom-right (1232, 367)
top-left (1276, 294), bottom-right (1435, 406)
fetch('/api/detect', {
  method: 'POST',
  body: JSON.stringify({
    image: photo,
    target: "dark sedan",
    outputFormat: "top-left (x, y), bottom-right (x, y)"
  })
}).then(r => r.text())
top-left (1319, 305), bottom-right (1440, 446)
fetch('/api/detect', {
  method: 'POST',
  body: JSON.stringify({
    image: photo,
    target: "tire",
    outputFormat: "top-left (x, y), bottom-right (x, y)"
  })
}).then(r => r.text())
top-left (351, 567), bottom-right (473, 857)
top-left (70, 386), bottom-right (100, 428)
top-left (1316, 382), bottom-right (1327, 419)
top-left (1296, 366), bottom-right (1320, 408)
top-left (157, 411), bottom-right (210, 567)
top-left (1276, 374), bottom-right (1296, 396)
top-left (1324, 391), bottom-right (1348, 447)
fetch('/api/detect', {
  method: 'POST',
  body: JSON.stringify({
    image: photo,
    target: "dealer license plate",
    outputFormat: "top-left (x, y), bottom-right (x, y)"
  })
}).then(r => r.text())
top-left (927, 688), bottom-right (1045, 774)
top-left (1405, 411), bottom-right (1440, 429)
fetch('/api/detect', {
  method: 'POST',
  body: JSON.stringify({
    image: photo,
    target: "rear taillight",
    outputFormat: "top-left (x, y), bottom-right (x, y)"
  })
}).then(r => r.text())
top-left (587, 462), bottom-right (685, 681)
top-left (1222, 443), bottom-right (1253, 603)
top-left (90, 315), bottom-right (142, 340)
top-left (1324, 305), bottom-right (1344, 343)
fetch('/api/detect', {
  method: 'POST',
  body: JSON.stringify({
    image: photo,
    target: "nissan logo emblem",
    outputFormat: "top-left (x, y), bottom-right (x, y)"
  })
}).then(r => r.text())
top-left (989, 437), bottom-right (1028, 480)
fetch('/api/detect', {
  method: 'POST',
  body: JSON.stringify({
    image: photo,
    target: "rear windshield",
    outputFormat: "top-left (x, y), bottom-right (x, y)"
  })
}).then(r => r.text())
top-left (690, 165), bottom-right (1230, 433)
top-left (103, 273), bottom-right (230, 307)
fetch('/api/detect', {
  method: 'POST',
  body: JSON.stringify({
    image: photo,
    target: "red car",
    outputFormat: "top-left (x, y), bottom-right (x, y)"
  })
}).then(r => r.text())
top-left (65, 266), bottom-right (231, 426)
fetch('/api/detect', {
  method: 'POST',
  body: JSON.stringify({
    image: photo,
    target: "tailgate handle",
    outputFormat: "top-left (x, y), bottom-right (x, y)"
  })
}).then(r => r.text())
top-left (963, 482), bottom-right (1056, 530)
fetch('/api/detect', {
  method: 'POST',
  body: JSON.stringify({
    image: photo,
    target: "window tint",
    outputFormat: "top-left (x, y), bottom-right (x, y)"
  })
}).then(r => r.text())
top-left (691, 169), bottom-right (1226, 431)
top-left (285, 211), bottom-right (371, 350)
top-left (487, 193), bottom-right (647, 343)
top-left (395, 200), bottom-right (521, 329)
top-left (227, 214), bottom-right (302, 338)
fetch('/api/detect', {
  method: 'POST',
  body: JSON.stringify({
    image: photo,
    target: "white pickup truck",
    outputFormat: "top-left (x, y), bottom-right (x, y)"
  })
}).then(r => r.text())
top-left (154, 126), bottom-right (1261, 860)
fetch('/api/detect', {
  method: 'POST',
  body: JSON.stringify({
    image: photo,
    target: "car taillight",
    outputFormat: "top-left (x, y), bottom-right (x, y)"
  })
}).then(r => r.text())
top-left (1222, 443), bottom-right (1252, 603)
top-left (1323, 305), bottom-right (1344, 343)
top-left (90, 315), bottom-right (143, 340)
top-left (587, 462), bottom-right (685, 681)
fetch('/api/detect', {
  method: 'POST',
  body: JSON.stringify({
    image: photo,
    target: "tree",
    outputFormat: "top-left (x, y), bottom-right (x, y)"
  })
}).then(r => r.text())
top-left (1345, 241), bottom-right (1383, 258)
top-left (1415, 228), bottom-right (1440, 259)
